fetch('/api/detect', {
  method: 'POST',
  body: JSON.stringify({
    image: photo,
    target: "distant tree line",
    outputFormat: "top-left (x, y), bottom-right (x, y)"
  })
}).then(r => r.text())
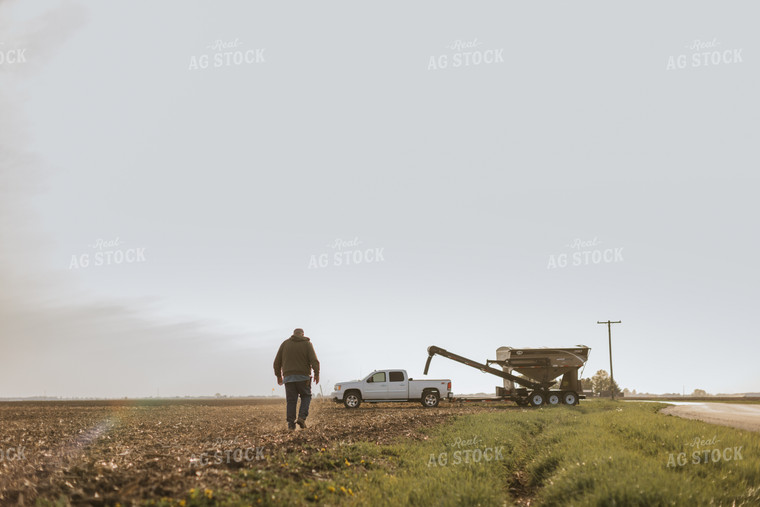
top-left (580, 370), bottom-right (710, 397)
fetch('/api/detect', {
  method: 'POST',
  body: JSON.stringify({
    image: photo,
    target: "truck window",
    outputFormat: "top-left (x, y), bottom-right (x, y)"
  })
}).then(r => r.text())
top-left (368, 372), bottom-right (386, 383)
top-left (389, 371), bottom-right (405, 382)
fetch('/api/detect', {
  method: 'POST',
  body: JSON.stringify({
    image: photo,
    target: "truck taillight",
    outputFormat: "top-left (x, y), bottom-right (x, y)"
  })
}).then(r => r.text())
top-left (447, 381), bottom-right (451, 390)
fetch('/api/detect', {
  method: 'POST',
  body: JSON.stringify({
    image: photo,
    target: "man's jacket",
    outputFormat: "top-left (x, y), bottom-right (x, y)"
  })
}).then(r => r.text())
top-left (273, 335), bottom-right (320, 378)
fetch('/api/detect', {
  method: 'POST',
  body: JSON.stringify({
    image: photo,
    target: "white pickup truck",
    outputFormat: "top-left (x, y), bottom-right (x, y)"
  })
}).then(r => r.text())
top-left (331, 369), bottom-right (452, 408)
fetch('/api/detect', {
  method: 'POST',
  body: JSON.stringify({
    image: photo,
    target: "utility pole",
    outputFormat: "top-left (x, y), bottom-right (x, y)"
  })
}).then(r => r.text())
top-left (597, 320), bottom-right (622, 400)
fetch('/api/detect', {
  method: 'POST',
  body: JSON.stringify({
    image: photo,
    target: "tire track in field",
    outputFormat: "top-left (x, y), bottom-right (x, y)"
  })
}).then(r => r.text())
top-left (505, 417), bottom-right (549, 506)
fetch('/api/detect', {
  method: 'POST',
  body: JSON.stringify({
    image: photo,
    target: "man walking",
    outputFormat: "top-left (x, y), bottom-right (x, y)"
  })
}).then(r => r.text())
top-left (273, 328), bottom-right (320, 430)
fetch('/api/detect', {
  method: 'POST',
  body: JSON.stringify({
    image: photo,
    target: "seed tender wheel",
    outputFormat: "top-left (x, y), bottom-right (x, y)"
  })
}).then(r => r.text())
top-left (547, 393), bottom-right (561, 405)
top-left (561, 391), bottom-right (579, 406)
top-left (529, 391), bottom-right (545, 407)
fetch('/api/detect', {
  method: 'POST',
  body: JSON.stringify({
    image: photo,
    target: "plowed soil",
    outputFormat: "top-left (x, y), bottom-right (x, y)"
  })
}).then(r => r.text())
top-left (0, 398), bottom-right (511, 505)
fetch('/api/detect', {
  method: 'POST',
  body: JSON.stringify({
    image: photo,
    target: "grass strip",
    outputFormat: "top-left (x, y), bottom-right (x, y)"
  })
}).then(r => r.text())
top-left (146, 401), bottom-right (760, 506)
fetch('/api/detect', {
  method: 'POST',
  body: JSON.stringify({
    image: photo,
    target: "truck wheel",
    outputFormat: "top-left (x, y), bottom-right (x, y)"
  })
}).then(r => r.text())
top-left (547, 393), bottom-right (561, 406)
top-left (529, 392), bottom-right (545, 407)
top-left (561, 391), bottom-right (578, 406)
top-left (343, 391), bottom-right (361, 409)
top-left (421, 390), bottom-right (440, 408)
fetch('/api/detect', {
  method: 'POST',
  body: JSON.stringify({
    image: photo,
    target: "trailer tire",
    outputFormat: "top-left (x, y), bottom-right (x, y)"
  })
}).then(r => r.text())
top-left (343, 391), bottom-right (361, 409)
top-left (529, 392), bottom-right (545, 407)
top-left (561, 391), bottom-right (578, 406)
top-left (547, 393), bottom-right (561, 406)
top-left (421, 390), bottom-right (440, 408)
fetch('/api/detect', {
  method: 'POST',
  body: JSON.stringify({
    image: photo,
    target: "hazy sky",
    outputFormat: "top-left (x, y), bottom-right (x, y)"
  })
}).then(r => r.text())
top-left (2, 0), bottom-right (758, 398)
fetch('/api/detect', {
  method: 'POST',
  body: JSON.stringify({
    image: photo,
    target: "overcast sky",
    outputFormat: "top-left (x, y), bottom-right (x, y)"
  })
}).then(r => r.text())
top-left (1, 0), bottom-right (758, 398)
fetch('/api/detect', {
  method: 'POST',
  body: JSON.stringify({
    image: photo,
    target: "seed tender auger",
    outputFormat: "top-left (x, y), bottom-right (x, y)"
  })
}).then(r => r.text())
top-left (423, 345), bottom-right (590, 406)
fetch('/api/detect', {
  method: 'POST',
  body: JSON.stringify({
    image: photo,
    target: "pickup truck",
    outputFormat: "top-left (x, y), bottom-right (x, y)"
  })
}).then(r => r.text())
top-left (331, 369), bottom-right (452, 408)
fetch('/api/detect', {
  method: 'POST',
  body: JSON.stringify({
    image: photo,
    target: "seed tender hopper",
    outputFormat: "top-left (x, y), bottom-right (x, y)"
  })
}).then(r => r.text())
top-left (424, 344), bottom-right (590, 406)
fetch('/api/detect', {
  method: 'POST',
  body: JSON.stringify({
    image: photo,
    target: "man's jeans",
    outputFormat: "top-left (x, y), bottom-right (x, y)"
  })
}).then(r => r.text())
top-left (285, 380), bottom-right (311, 424)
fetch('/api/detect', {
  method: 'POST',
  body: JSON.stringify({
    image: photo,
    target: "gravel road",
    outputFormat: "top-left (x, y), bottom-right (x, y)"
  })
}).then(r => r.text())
top-left (661, 402), bottom-right (760, 432)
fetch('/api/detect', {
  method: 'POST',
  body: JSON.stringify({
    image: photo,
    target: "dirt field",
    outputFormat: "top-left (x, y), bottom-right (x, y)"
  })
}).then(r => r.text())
top-left (0, 398), bottom-right (511, 505)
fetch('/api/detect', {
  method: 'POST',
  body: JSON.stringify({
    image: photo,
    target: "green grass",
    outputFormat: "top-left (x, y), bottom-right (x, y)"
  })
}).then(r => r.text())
top-left (158, 401), bottom-right (760, 506)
